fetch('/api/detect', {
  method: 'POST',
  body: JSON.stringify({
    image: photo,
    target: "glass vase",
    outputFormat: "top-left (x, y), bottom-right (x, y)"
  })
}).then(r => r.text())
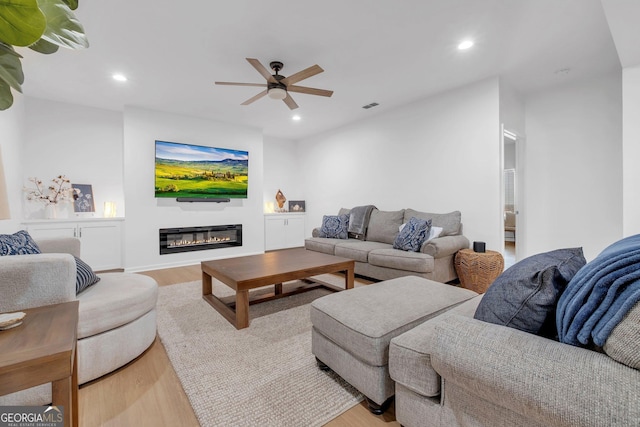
top-left (45, 204), bottom-right (57, 219)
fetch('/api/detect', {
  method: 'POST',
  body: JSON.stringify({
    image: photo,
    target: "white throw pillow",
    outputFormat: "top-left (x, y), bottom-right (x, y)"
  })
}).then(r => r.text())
top-left (426, 226), bottom-right (443, 242)
top-left (399, 224), bottom-right (443, 242)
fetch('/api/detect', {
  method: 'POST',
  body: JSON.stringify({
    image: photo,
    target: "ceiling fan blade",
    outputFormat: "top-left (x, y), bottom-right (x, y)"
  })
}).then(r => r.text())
top-left (246, 58), bottom-right (276, 83)
top-left (283, 93), bottom-right (299, 110)
top-left (287, 85), bottom-right (333, 97)
top-left (241, 90), bottom-right (268, 105)
top-left (215, 81), bottom-right (267, 87)
top-left (281, 64), bottom-right (323, 86)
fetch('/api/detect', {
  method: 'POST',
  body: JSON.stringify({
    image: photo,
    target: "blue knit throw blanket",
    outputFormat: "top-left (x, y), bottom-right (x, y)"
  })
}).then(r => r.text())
top-left (557, 234), bottom-right (640, 347)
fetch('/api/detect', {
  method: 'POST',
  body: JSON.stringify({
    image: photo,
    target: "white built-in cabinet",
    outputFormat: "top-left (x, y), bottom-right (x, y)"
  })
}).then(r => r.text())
top-left (264, 213), bottom-right (306, 251)
top-left (22, 218), bottom-right (124, 271)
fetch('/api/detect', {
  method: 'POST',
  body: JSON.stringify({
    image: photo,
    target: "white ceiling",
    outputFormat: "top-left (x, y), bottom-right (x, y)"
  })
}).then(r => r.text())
top-left (19, 0), bottom-right (623, 140)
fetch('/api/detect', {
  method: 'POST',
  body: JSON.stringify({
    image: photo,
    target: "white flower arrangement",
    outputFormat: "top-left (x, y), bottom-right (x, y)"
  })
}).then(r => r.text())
top-left (24, 176), bottom-right (78, 205)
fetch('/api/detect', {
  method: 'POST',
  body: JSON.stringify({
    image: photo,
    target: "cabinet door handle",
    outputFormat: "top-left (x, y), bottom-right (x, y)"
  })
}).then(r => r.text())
top-left (74, 229), bottom-right (77, 238)
top-left (79, 228), bottom-right (82, 238)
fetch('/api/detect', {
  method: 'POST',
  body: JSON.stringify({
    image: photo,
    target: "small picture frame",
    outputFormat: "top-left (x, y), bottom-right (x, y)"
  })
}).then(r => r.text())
top-left (72, 184), bottom-right (95, 213)
top-left (288, 200), bottom-right (306, 212)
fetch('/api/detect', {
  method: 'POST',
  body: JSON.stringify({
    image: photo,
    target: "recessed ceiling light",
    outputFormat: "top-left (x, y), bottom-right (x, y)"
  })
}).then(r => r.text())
top-left (112, 73), bottom-right (127, 82)
top-left (458, 40), bottom-right (474, 50)
top-left (292, 115), bottom-right (301, 121)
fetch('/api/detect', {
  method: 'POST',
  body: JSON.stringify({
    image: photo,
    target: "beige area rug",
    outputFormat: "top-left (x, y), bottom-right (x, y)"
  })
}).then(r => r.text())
top-left (156, 275), bottom-right (363, 427)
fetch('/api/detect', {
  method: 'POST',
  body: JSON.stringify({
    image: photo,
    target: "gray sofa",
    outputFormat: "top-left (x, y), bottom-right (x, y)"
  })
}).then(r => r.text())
top-left (305, 208), bottom-right (469, 283)
top-left (389, 295), bottom-right (640, 427)
top-left (0, 237), bottom-right (158, 405)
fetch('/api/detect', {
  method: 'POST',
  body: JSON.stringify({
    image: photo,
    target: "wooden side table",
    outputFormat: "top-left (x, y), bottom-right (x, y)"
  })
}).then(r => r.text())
top-left (454, 248), bottom-right (505, 293)
top-left (0, 301), bottom-right (79, 427)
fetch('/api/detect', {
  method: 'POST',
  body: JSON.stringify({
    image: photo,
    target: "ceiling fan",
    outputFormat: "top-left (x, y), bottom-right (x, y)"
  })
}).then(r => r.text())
top-left (215, 58), bottom-right (333, 110)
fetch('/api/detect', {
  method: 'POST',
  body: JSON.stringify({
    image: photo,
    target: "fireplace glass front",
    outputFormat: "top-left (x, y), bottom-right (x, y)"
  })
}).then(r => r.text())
top-left (159, 224), bottom-right (242, 254)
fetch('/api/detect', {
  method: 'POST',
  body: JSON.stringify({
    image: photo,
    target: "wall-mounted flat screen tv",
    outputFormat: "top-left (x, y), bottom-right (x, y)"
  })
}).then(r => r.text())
top-left (155, 140), bottom-right (249, 199)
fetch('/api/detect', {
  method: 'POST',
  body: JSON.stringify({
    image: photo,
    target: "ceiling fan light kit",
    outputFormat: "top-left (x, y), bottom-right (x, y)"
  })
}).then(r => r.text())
top-left (215, 58), bottom-right (333, 110)
top-left (267, 86), bottom-right (287, 100)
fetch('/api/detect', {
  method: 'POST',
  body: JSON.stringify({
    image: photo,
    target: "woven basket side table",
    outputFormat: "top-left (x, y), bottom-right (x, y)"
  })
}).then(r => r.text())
top-left (454, 249), bottom-right (505, 293)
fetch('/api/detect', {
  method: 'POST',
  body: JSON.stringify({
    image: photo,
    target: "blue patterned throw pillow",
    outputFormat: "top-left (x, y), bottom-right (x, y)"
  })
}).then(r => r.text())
top-left (319, 214), bottom-right (350, 239)
top-left (393, 217), bottom-right (432, 252)
top-left (0, 230), bottom-right (41, 256)
top-left (75, 256), bottom-right (101, 295)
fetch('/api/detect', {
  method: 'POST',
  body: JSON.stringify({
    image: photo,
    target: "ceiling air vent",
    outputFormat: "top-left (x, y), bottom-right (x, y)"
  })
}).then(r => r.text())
top-left (362, 102), bottom-right (379, 109)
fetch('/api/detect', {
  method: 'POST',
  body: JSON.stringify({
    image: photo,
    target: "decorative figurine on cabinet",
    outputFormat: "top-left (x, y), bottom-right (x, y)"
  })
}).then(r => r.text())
top-left (275, 189), bottom-right (287, 212)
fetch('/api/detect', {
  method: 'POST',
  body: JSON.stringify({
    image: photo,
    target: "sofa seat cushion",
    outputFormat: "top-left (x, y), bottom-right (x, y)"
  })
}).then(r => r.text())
top-left (310, 277), bottom-right (478, 367)
top-left (334, 241), bottom-right (391, 263)
top-left (77, 272), bottom-right (158, 339)
top-left (304, 237), bottom-right (347, 255)
top-left (368, 248), bottom-right (434, 273)
top-left (389, 295), bottom-right (482, 398)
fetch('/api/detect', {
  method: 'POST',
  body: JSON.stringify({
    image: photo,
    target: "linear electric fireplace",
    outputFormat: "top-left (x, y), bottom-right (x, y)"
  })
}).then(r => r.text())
top-left (159, 224), bottom-right (242, 254)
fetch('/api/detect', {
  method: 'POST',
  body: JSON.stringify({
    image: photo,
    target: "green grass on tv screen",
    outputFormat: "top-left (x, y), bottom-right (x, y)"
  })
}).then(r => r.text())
top-left (155, 158), bottom-right (248, 198)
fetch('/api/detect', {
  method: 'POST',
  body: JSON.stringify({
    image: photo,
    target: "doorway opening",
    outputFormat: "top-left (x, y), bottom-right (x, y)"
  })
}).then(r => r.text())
top-left (503, 129), bottom-right (518, 269)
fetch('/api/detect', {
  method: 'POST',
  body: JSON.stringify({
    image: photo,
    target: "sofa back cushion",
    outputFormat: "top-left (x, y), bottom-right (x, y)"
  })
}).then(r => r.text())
top-left (404, 209), bottom-right (461, 236)
top-left (603, 301), bottom-right (640, 369)
top-left (366, 209), bottom-right (404, 244)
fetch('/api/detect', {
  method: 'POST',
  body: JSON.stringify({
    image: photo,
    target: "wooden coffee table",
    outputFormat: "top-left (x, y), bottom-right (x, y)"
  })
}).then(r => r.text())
top-left (201, 248), bottom-right (355, 329)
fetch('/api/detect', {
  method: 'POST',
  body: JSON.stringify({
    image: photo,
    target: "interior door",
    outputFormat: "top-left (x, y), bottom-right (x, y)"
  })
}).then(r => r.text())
top-left (502, 127), bottom-right (519, 267)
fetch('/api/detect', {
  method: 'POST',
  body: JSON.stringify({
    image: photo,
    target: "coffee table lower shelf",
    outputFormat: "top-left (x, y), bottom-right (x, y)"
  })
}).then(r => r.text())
top-left (202, 278), bottom-right (349, 329)
top-left (201, 249), bottom-right (355, 329)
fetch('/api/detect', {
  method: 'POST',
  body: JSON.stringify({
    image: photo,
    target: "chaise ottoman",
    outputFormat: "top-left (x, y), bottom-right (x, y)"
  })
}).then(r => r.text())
top-left (310, 276), bottom-right (478, 414)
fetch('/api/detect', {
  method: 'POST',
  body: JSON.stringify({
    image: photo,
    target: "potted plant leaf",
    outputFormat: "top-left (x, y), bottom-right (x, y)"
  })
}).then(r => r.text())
top-left (0, 0), bottom-right (88, 110)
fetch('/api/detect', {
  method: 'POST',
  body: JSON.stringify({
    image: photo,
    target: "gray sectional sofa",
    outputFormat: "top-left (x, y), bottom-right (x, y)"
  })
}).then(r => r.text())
top-left (310, 232), bottom-right (640, 426)
top-left (305, 208), bottom-right (469, 282)
top-left (388, 296), bottom-right (640, 427)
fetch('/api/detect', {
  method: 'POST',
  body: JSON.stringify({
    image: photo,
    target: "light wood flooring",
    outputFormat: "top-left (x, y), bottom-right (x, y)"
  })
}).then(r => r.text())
top-left (504, 241), bottom-right (516, 270)
top-left (79, 264), bottom-right (399, 426)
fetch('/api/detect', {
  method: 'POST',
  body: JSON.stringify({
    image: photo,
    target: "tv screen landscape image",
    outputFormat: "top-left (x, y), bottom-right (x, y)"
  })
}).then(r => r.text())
top-left (155, 140), bottom-right (249, 199)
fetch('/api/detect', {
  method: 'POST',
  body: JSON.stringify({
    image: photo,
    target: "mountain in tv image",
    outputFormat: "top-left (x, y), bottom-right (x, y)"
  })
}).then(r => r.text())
top-left (155, 141), bottom-right (248, 198)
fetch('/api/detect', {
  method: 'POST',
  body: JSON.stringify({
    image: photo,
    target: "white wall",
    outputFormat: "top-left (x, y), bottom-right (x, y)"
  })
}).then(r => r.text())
top-left (523, 72), bottom-right (623, 260)
top-left (263, 136), bottom-right (303, 211)
top-left (123, 107), bottom-right (264, 271)
top-left (23, 98), bottom-right (124, 219)
top-left (298, 78), bottom-right (502, 251)
top-left (0, 96), bottom-right (25, 234)
top-left (499, 81), bottom-right (526, 136)
top-left (622, 65), bottom-right (640, 236)
top-left (9, 70), bottom-right (626, 269)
